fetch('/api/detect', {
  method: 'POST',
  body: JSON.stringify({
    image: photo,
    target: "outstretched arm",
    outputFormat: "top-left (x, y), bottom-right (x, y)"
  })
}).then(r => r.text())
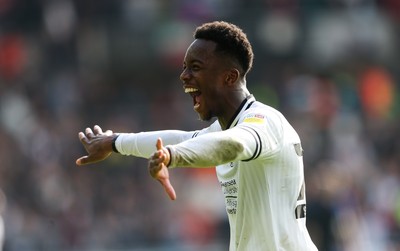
top-left (166, 126), bottom-right (259, 168)
top-left (76, 126), bottom-right (198, 165)
top-left (146, 125), bottom-right (261, 200)
top-left (76, 126), bottom-right (177, 200)
top-left (114, 130), bottom-right (199, 158)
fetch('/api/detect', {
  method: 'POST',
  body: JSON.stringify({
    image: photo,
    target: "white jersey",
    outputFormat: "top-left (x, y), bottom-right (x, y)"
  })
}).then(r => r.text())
top-left (115, 95), bottom-right (318, 251)
top-left (196, 96), bottom-right (318, 251)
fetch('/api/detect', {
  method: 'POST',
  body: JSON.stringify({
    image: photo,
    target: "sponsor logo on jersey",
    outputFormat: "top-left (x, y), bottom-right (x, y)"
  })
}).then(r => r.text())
top-left (243, 114), bottom-right (265, 124)
top-left (220, 179), bottom-right (238, 215)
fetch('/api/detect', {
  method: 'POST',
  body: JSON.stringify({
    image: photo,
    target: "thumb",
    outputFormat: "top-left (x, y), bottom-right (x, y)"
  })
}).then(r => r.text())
top-left (76, 156), bottom-right (89, 165)
top-left (158, 177), bottom-right (177, 200)
top-left (156, 138), bottom-right (163, 150)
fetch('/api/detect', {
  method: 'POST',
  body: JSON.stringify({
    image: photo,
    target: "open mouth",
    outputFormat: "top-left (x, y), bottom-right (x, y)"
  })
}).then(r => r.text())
top-left (184, 87), bottom-right (202, 110)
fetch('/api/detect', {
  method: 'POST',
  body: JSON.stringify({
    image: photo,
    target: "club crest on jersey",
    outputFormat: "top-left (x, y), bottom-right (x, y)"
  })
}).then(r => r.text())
top-left (243, 114), bottom-right (265, 124)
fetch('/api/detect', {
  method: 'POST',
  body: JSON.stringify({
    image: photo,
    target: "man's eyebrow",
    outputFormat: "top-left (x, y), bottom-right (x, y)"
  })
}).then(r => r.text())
top-left (188, 59), bottom-right (204, 65)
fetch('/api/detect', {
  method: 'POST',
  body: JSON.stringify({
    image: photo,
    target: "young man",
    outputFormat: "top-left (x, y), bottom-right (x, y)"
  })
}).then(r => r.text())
top-left (76, 21), bottom-right (318, 251)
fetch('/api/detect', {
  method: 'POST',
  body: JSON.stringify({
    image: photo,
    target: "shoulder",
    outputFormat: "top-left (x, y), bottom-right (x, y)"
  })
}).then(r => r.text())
top-left (240, 101), bottom-right (285, 126)
top-left (237, 101), bottom-right (291, 145)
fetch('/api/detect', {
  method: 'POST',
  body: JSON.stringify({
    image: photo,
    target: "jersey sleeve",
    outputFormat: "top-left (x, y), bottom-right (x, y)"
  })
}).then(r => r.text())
top-left (114, 121), bottom-right (220, 159)
top-left (166, 126), bottom-right (260, 168)
top-left (115, 130), bottom-right (198, 158)
top-left (166, 110), bottom-right (285, 168)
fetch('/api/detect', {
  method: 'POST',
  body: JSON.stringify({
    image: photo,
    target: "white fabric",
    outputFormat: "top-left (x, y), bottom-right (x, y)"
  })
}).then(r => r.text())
top-left (115, 96), bottom-right (318, 251)
top-left (115, 130), bottom-right (196, 158)
top-left (166, 128), bottom-right (256, 168)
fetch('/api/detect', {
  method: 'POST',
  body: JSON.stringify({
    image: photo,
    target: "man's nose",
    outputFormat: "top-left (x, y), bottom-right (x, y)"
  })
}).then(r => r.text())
top-left (180, 69), bottom-right (190, 82)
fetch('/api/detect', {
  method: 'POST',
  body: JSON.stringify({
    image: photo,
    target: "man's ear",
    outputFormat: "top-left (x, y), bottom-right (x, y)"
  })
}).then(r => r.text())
top-left (225, 68), bottom-right (240, 86)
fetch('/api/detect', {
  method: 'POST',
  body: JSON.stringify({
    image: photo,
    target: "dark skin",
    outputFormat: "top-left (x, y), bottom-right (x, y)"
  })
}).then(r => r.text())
top-left (181, 39), bottom-right (249, 127)
top-left (76, 39), bottom-right (250, 200)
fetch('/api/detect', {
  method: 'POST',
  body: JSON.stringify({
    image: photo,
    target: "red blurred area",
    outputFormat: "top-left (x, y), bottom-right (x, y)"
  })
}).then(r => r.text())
top-left (359, 67), bottom-right (394, 119)
top-left (0, 34), bottom-right (26, 80)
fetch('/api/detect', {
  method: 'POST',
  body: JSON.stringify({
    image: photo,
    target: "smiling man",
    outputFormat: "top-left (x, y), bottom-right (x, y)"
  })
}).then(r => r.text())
top-left (76, 21), bottom-right (318, 251)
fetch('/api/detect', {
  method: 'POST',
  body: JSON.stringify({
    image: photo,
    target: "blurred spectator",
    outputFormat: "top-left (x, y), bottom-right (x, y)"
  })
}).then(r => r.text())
top-left (0, 34), bottom-right (26, 80)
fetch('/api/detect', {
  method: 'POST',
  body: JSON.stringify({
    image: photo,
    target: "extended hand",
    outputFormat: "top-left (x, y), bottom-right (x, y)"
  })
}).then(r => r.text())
top-left (76, 125), bottom-right (115, 165)
top-left (148, 138), bottom-right (177, 200)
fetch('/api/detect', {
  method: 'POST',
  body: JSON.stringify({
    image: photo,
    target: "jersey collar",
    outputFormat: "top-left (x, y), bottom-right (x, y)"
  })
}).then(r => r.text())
top-left (225, 95), bottom-right (255, 130)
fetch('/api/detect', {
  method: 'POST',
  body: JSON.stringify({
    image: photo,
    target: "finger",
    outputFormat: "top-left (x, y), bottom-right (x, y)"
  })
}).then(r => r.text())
top-left (93, 125), bottom-right (103, 135)
top-left (158, 177), bottom-right (177, 200)
top-left (105, 130), bottom-right (113, 136)
top-left (78, 132), bottom-right (89, 144)
top-left (85, 127), bottom-right (95, 139)
top-left (156, 138), bottom-right (163, 151)
top-left (76, 154), bottom-right (104, 165)
top-left (154, 150), bottom-right (166, 164)
top-left (76, 156), bottom-right (89, 165)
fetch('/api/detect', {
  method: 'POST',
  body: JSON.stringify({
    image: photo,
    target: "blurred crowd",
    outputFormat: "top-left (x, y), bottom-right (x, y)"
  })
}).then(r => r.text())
top-left (0, 0), bottom-right (399, 250)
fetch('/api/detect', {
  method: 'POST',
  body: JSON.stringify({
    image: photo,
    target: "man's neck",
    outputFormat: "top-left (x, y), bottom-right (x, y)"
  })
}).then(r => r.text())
top-left (218, 90), bottom-right (251, 130)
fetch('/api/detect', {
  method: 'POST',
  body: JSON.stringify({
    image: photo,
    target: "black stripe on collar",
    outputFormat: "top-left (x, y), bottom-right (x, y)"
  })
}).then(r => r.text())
top-left (225, 95), bottom-right (254, 129)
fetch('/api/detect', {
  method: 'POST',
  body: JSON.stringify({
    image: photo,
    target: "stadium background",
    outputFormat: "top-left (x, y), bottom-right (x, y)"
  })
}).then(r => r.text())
top-left (0, 0), bottom-right (399, 250)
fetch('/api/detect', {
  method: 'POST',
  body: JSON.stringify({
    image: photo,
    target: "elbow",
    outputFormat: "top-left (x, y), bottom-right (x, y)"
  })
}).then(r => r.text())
top-left (218, 136), bottom-right (245, 163)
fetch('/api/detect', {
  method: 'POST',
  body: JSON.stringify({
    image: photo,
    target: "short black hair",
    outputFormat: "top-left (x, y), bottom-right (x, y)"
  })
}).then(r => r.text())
top-left (194, 21), bottom-right (254, 77)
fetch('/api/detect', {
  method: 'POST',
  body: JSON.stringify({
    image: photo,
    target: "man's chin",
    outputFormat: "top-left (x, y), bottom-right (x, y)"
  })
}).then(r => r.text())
top-left (197, 113), bottom-right (213, 122)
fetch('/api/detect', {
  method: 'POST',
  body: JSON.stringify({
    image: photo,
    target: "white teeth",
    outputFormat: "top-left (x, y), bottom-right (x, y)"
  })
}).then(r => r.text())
top-left (184, 87), bottom-right (199, 93)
